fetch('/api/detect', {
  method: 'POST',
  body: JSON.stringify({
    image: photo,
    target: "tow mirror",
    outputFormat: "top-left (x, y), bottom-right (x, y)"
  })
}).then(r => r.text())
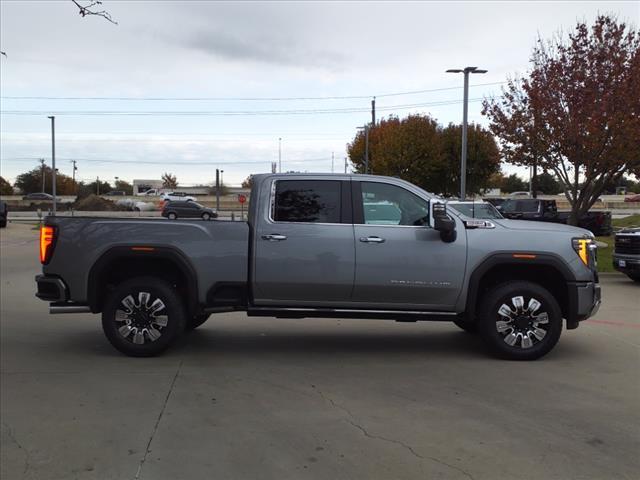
top-left (430, 202), bottom-right (457, 243)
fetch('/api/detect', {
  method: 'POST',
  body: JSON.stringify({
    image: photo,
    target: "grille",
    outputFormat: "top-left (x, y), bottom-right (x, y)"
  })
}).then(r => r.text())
top-left (615, 235), bottom-right (640, 255)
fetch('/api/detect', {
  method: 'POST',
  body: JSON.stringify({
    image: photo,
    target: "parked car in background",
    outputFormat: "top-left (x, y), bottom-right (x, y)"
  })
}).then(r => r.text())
top-left (0, 201), bottom-right (7, 228)
top-left (161, 192), bottom-right (196, 202)
top-left (509, 191), bottom-right (531, 198)
top-left (483, 197), bottom-right (506, 209)
top-left (499, 198), bottom-right (612, 236)
top-left (143, 189), bottom-right (160, 196)
top-left (23, 192), bottom-right (54, 201)
top-left (115, 199), bottom-right (156, 212)
top-left (448, 200), bottom-right (504, 219)
top-left (624, 194), bottom-right (640, 202)
top-left (161, 201), bottom-right (217, 220)
top-left (104, 191), bottom-right (126, 196)
top-left (613, 228), bottom-right (640, 282)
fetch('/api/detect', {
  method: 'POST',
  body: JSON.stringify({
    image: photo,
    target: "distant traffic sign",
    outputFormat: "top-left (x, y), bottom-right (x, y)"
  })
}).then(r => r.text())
top-left (238, 194), bottom-right (247, 204)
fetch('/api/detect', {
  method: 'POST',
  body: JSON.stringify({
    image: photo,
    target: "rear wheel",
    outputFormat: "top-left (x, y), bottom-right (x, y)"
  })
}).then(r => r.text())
top-left (102, 277), bottom-right (186, 357)
top-left (168, 212), bottom-right (177, 220)
top-left (478, 281), bottom-right (562, 360)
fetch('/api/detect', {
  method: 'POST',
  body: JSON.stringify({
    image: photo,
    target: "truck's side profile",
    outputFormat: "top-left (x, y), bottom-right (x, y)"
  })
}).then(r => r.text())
top-left (36, 174), bottom-right (601, 359)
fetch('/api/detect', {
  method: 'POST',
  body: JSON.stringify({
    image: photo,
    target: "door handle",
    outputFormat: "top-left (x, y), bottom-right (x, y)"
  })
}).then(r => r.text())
top-left (262, 234), bottom-right (287, 241)
top-left (359, 236), bottom-right (385, 243)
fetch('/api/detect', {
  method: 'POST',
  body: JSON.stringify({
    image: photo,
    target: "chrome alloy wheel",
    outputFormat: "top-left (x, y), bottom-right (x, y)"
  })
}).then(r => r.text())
top-left (495, 296), bottom-right (549, 349)
top-left (115, 292), bottom-right (168, 344)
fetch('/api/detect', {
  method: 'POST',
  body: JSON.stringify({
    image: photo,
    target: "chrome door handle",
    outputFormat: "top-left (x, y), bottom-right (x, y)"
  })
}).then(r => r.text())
top-left (359, 236), bottom-right (385, 243)
top-left (262, 234), bottom-right (287, 241)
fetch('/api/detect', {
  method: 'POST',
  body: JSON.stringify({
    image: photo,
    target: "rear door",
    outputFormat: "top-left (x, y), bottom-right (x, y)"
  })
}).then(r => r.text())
top-left (352, 180), bottom-right (467, 310)
top-left (253, 178), bottom-right (355, 305)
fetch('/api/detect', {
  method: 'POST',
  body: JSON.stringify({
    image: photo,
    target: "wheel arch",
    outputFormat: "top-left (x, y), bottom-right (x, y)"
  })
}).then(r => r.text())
top-left (88, 246), bottom-right (200, 316)
top-left (465, 253), bottom-right (575, 325)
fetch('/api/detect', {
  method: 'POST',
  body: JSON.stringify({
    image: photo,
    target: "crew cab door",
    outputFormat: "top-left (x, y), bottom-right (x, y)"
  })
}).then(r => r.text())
top-left (351, 180), bottom-right (467, 310)
top-left (252, 178), bottom-right (355, 305)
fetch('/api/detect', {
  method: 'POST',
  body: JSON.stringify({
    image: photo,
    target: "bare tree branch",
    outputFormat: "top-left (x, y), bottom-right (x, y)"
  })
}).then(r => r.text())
top-left (71, 0), bottom-right (118, 25)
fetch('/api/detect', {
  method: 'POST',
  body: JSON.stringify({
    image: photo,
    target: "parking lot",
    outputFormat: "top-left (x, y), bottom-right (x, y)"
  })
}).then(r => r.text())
top-left (1, 223), bottom-right (639, 480)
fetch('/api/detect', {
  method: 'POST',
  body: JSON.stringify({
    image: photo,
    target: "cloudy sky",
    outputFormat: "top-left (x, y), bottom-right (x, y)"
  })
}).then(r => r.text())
top-left (1, 0), bottom-right (638, 187)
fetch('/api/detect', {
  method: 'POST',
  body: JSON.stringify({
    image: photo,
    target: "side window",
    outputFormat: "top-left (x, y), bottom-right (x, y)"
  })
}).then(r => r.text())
top-left (273, 180), bottom-right (341, 223)
top-left (360, 182), bottom-right (429, 226)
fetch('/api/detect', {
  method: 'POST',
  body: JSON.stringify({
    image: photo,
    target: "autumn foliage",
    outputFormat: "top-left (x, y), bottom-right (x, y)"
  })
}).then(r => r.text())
top-left (347, 114), bottom-right (500, 196)
top-left (483, 15), bottom-right (640, 224)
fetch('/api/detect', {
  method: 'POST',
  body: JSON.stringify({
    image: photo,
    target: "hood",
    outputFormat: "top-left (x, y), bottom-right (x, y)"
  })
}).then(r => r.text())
top-left (618, 228), bottom-right (640, 235)
top-left (492, 219), bottom-right (593, 236)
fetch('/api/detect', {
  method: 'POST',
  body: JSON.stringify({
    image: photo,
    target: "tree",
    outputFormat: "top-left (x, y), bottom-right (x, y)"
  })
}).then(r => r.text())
top-left (483, 16), bottom-right (640, 224)
top-left (114, 179), bottom-right (133, 195)
top-left (241, 175), bottom-right (254, 189)
top-left (14, 165), bottom-right (76, 195)
top-left (347, 115), bottom-right (500, 196)
top-left (77, 180), bottom-right (112, 198)
top-left (71, 0), bottom-right (118, 24)
top-left (0, 176), bottom-right (14, 195)
top-left (500, 174), bottom-right (528, 193)
top-left (161, 172), bottom-right (178, 189)
top-left (536, 172), bottom-right (562, 194)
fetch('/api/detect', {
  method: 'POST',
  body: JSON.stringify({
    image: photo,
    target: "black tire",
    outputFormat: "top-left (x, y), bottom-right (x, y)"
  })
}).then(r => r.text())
top-left (102, 276), bottom-right (186, 357)
top-left (0, 220), bottom-right (6, 228)
top-left (186, 314), bottom-right (210, 331)
top-left (202, 212), bottom-right (211, 221)
top-left (453, 318), bottom-right (477, 334)
top-left (478, 281), bottom-right (562, 360)
top-left (627, 274), bottom-right (640, 283)
top-left (168, 212), bottom-right (177, 220)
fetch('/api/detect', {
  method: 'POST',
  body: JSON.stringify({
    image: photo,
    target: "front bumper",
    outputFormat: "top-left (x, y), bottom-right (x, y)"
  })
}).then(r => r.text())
top-left (567, 281), bottom-right (601, 329)
top-left (612, 254), bottom-right (640, 275)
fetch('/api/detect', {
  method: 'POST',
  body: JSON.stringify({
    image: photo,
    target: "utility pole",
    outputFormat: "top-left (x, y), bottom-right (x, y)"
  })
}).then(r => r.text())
top-left (331, 152), bottom-right (334, 173)
top-left (48, 116), bottom-right (56, 215)
top-left (40, 158), bottom-right (46, 193)
top-left (371, 97), bottom-right (376, 125)
top-left (364, 125), bottom-right (369, 174)
top-left (96, 176), bottom-right (100, 195)
top-left (215, 168), bottom-right (220, 211)
top-left (278, 137), bottom-right (282, 173)
top-left (446, 66), bottom-right (487, 200)
top-left (344, 157), bottom-right (348, 174)
top-left (71, 160), bottom-right (77, 194)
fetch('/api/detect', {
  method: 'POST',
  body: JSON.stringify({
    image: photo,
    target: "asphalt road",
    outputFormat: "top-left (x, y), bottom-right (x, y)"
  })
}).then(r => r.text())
top-left (1, 223), bottom-right (639, 480)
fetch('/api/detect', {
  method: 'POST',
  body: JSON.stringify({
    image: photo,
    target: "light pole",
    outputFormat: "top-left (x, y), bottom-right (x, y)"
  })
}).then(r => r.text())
top-left (48, 116), bottom-right (56, 215)
top-left (220, 170), bottom-right (224, 188)
top-left (278, 137), bottom-right (282, 173)
top-left (446, 66), bottom-right (487, 200)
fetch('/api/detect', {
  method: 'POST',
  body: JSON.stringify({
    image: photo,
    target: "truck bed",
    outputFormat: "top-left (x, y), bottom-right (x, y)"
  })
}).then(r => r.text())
top-left (42, 217), bottom-right (250, 305)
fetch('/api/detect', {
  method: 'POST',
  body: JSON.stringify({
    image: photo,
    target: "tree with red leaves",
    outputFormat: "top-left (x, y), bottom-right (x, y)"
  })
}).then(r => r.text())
top-left (483, 15), bottom-right (640, 225)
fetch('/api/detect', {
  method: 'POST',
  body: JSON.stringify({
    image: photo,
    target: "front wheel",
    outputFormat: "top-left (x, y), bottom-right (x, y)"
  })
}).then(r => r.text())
top-left (478, 281), bottom-right (562, 360)
top-left (102, 277), bottom-right (186, 357)
top-left (202, 212), bottom-right (211, 221)
top-left (626, 274), bottom-right (640, 283)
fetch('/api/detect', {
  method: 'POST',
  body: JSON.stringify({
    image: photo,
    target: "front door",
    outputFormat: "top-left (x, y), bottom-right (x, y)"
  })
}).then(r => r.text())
top-left (253, 178), bottom-right (355, 305)
top-left (352, 180), bottom-right (467, 310)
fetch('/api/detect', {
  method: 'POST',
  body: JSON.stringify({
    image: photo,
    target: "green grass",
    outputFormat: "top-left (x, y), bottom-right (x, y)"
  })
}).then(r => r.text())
top-left (612, 214), bottom-right (640, 229)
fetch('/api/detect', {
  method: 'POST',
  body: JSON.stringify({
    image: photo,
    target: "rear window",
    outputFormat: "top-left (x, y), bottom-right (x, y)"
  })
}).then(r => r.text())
top-left (273, 180), bottom-right (341, 223)
top-left (516, 200), bottom-right (539, 213)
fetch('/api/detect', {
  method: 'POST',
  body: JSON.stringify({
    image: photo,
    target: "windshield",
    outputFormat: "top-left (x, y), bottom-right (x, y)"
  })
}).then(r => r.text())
top-left (449, 202), bottom-right (503, 219)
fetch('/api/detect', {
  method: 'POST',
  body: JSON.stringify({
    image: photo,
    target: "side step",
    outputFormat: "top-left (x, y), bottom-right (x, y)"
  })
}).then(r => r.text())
top-left (247, 307), bottom-right (459, 322)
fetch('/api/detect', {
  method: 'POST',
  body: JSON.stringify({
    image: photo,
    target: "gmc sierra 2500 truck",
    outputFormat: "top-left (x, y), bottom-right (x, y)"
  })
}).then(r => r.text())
top-left (36, 174), bottom-right (601, 360)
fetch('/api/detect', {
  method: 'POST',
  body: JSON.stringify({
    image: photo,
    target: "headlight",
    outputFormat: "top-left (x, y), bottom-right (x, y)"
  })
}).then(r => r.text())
top-left (572, 237), bottom-right (597, 267)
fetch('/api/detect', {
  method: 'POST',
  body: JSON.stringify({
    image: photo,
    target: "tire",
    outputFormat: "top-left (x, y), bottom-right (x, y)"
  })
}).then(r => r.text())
top-left (453, 318), bottom-right (477, 334)
top-left (202, 212), bottom-right (211, 221)
top-left (102, 276), bottom-right (186, 357)
top-left (186, 314), bottom-right (210, 331)
top-left (478, 281), bottom-right (562, 360)
top-left (168, 212), bottom-right (177, 220)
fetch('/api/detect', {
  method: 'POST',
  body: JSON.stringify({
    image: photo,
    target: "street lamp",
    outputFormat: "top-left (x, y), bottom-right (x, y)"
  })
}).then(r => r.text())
top-left (356, 125), bottom-right (370, 174)
top-left (446, 66), bottom-right (487, 200)
top-left (278, 138), bottom-right (282, 173)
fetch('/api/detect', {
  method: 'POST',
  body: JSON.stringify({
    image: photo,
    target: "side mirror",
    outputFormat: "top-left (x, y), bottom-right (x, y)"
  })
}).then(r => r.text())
top-left (430, 202), bottom-right (457, 243)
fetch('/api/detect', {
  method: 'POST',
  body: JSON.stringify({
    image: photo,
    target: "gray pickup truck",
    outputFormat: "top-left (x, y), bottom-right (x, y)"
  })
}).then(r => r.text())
top-left (36, 174), bottom-right (601, 360)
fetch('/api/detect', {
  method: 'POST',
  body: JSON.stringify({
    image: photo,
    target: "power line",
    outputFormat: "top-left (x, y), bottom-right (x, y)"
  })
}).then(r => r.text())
top-left (0, 83), bottom-right (504, 102)
top-left (0, 98), bottom-right (483, 117)
top-left (0, 156), bottom-right (334, 165)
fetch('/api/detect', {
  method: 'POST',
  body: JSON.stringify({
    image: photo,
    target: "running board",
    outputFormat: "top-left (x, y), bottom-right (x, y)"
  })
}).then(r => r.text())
top-left (247, 307), bottom-right (459, 321)
top-left (50, 303), bottom-right (91, 314)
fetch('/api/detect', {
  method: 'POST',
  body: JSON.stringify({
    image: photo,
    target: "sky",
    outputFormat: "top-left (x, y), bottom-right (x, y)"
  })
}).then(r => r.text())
top-left (1, 0), bottom-right (638, 187)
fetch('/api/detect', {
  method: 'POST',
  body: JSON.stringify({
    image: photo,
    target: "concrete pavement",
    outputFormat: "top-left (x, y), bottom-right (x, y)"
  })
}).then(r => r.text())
top-left (1, 223), bottom-right (638, 480)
